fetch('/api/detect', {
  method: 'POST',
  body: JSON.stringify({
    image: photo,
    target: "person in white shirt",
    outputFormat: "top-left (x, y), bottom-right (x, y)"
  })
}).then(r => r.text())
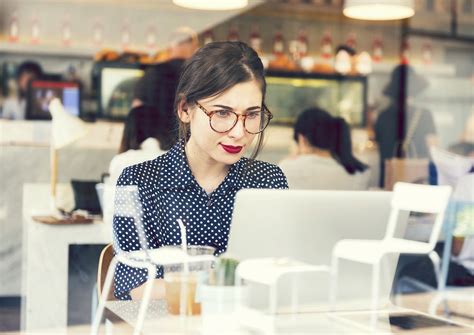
top-left (108, 105), bottom-right (174, 186)
top-left (2, 61), bottom-right (43, 120)
top-left (279, 107), bottom-right (370, 190)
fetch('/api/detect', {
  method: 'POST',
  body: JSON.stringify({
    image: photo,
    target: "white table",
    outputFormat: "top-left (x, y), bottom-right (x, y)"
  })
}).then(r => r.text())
top-left (21, 183), bottom-right (112, 332)
top-left (103, 300), bottom-right (473, 334)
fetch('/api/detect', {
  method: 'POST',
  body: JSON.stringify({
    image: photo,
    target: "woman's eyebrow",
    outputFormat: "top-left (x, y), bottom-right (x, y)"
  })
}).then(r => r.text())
top-left (212, 104), bottom-right (261, 111)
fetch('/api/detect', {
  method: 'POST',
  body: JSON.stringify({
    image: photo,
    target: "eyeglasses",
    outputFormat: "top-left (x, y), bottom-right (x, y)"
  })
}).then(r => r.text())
top-left (195, 101), bottom-right (273, 134)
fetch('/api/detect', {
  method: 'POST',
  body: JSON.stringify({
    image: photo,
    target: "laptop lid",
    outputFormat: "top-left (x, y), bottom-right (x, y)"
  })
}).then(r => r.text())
top-left (226, 189), bottom-right (403, 311)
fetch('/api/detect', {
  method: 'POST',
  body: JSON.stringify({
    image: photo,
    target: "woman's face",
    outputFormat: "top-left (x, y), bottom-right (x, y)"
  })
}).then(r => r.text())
top-left (182, 80), bottom-right (263, 166)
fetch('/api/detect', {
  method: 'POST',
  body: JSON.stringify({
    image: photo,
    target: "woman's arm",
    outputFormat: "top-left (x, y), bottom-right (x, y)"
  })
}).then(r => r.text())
top-left (452, 237), bottom-right (465, 256)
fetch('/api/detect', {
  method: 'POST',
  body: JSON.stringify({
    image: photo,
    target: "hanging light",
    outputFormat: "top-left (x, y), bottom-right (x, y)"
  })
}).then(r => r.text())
top-left (343, 0), bottom-right (415, 20)
top-left (173, 0), bottom-right (248, 10)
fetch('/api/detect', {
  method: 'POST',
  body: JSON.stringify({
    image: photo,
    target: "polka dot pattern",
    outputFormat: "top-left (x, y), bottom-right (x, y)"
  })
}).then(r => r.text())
top-left (113, 140), bottom-right (288, 300)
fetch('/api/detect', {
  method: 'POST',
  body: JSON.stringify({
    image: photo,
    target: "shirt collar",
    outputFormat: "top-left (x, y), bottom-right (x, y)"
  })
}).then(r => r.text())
top-left (156, 140), bottom-right (243, 193)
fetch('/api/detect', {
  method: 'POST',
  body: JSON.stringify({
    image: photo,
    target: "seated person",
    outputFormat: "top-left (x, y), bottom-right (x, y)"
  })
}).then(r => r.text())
top-left (108, 105), bottom-right (174, 186)
top-left (113, 41), bottom-right (288, 300)
top-left (279, 107), bottom-right (370, 190)
top-left (449, 110), bottom-right (474, 159)
top-left (2, 61), bottom-right (43, 120)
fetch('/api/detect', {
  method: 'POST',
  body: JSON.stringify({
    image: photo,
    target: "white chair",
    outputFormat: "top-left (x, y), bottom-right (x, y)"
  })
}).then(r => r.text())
top-left (429, 173), bottom-right (474, 315)
top-left (91, 185), bottom-right (158, 335)
top-left (330, 182), bottom-right (452, 311)
top-left (235, 258), bottom-right (329, 314)
top-left (91, 185), bottom-right (215, 335)
top-left (227, 189), bottom-right (394, 316)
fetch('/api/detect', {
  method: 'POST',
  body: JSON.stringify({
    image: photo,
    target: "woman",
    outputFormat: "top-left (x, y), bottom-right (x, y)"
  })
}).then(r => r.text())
top-left (113, 41), bottom-right (288, 300)
top-left (279, 107), bottom-right (369, 190)
top-left (374, 64), bottom-right (437, 187)
top-left (108, 105), bottom-right (173, 187)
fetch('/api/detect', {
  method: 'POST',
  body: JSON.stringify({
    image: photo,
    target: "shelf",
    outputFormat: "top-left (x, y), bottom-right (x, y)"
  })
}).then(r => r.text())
top-left (0, 42), bottom-right (97, 59)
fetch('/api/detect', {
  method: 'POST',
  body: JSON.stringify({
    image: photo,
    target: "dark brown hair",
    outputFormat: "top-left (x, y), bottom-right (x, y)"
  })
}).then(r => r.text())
top-left (294, 107), bottom-right (368, 174)
top-left (119, 106), bottom-right (174, 153)
top-left (174, 41), bottom-right (267, 159)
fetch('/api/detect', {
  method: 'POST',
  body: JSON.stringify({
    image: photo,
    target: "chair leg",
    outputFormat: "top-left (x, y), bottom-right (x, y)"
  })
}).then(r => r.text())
top-left (369, 262), bottom-right (381, 330)
top-left (134, 264), bottom-right (156, 335)
top-left (91, 257), bottom-right (119, 335)
top-left (428, 251), bottom-right (441, 287)
top-left (329, 255), bottom-right (339, 310)
top-left (91, 283), bottom-right (98, 326)
top-left (269, 283), bottom-right (277, 314)
top-left (428, 251), bottom-right (450, 315)
top-left (371, 262), bottom-right (380, 312)
top-left (290, 275), bottom-right (298, 314)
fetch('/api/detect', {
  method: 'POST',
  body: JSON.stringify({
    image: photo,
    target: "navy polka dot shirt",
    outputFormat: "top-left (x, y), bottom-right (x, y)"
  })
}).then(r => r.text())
top-left (113, 140), bottom-right (288, 300)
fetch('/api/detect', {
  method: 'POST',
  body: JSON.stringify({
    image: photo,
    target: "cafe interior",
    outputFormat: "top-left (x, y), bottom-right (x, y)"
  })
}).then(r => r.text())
top-left (0, 0), bottom-right (473, 334)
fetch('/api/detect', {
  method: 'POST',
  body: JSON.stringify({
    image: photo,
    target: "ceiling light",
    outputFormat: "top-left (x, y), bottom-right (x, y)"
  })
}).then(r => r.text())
top-left (343, 0), bottom-right (415, 20)
top-left (173, 0), bottom-right (248, 10)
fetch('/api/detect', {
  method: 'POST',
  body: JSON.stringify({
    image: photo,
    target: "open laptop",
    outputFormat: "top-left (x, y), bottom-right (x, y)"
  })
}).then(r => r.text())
top-left (226, 189), bottom-right (407, 312)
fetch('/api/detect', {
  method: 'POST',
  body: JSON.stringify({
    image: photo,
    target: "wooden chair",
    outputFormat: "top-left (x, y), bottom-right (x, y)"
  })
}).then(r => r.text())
top-left (97, 243), bottom-right (116, 301)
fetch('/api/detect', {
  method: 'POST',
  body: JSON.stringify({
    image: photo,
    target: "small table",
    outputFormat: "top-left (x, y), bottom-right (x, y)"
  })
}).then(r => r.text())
top-left (21, 183), bottom-right (112, 332)
top-left (102, 299), bottom-right (473, 334)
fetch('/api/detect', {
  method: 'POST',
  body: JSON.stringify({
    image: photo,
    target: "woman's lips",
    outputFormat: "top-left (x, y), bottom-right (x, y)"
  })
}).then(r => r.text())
top-left (220, 144), bottom-right (243, 154)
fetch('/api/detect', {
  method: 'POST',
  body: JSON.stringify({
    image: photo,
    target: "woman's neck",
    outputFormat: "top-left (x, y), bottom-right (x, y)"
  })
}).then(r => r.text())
top-left (299, 145), bottom-right (332, 158)
top-left (185, 139), bottom-right (229, 194)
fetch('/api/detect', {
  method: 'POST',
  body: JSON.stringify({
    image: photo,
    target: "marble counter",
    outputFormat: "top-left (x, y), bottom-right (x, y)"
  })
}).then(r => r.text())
top-left (21, 183), bottom-right (112, 332)
top-left (0, 120), bottom-right (121, 296)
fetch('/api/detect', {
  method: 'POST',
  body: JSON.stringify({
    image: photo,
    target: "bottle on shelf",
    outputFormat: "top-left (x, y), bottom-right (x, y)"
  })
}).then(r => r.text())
top-left (249, 26), bottom-right (269, 69)
top-left (30, 16), bottom-right (40, 44)
top-left (93, 20), bottom-right (104, 47)
top-left (356, 51), bottom-right (372, 75)
top-left (372, 35), bottom-right (383, 63)
top-left (313, 29), bottom-right (334, 73)
top-left (400, 38), bottom-right (410, 65)
top-left (146, 25), bottom-right (157, 51)
top-left (121, 19), bottom-right (131, 51)
top-left (421, 40), bottom-right (433, 65)
top-left (249, 25), bottom-right (262, 53)
top-left (227, 25), bottom-right (240, 42)
top-left (203, 29), bottom-right (215, 45)
top-left (62, 15), bottom-right (72, 47)
top-left (9, 12), bottom-right (19, 43)
top-left (268, 30), bottom-right (295, 71)
top-left (334, 49), bottom-right (352, 75)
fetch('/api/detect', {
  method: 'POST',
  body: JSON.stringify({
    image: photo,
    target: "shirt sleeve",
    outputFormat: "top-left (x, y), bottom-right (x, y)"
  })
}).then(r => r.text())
top-left (267, 165), bottom-right (289, 190)
top-left (112, 166), bottom-right (162, 300)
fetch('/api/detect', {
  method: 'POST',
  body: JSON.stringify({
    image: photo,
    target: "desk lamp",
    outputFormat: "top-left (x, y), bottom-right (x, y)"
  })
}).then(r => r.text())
top-left (49, 98), bottom-right (88, 215)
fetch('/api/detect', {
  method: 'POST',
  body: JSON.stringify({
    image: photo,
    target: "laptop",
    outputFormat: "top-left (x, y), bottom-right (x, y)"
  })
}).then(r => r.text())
top-left (226, 189), bottom-right (406, 312)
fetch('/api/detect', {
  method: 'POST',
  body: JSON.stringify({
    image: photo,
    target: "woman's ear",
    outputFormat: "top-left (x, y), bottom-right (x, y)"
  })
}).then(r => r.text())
top-left (177, 99), bottom-right (191, 123)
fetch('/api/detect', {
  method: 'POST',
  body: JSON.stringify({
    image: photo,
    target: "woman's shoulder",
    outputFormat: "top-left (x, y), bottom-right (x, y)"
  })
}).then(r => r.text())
top-left (239, 158), bottom-right (288, 189)
top-left (116, 154), bottom-right (164, 186)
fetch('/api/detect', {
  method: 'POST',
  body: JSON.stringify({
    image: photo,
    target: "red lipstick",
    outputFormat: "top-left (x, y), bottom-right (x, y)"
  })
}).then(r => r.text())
top-left (221, 144), bottom-right (243, 154)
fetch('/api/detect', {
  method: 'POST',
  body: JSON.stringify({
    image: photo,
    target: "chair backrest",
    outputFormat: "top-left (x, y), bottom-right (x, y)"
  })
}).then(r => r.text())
top-left (384, 182), bottom-right (452, 248)
top-left (453, 174), bottom-right (474, 202)
top-left (430, 146), bottom-right (474, 188)
top-left (97, 243), bottom-right (116, 301)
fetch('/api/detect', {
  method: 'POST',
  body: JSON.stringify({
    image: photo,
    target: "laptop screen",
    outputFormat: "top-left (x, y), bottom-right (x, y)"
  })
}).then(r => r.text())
top-left (27, 80), bottom-right (81, 120)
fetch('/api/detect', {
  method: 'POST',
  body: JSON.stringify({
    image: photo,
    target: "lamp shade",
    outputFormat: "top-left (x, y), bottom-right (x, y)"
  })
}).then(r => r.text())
top-left (49, 98), bottom-right (88, 149)
top-left (343, 0), bottom-right (415, 20)
top-left (173, 0), bottom-right (248, 10)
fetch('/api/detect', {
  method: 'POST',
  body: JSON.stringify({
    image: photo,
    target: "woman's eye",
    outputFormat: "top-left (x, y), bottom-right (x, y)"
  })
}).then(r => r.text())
top-left (246, 111), bottom-right (261, 119)
top-left (215, 110), bottom-right (232, 118)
